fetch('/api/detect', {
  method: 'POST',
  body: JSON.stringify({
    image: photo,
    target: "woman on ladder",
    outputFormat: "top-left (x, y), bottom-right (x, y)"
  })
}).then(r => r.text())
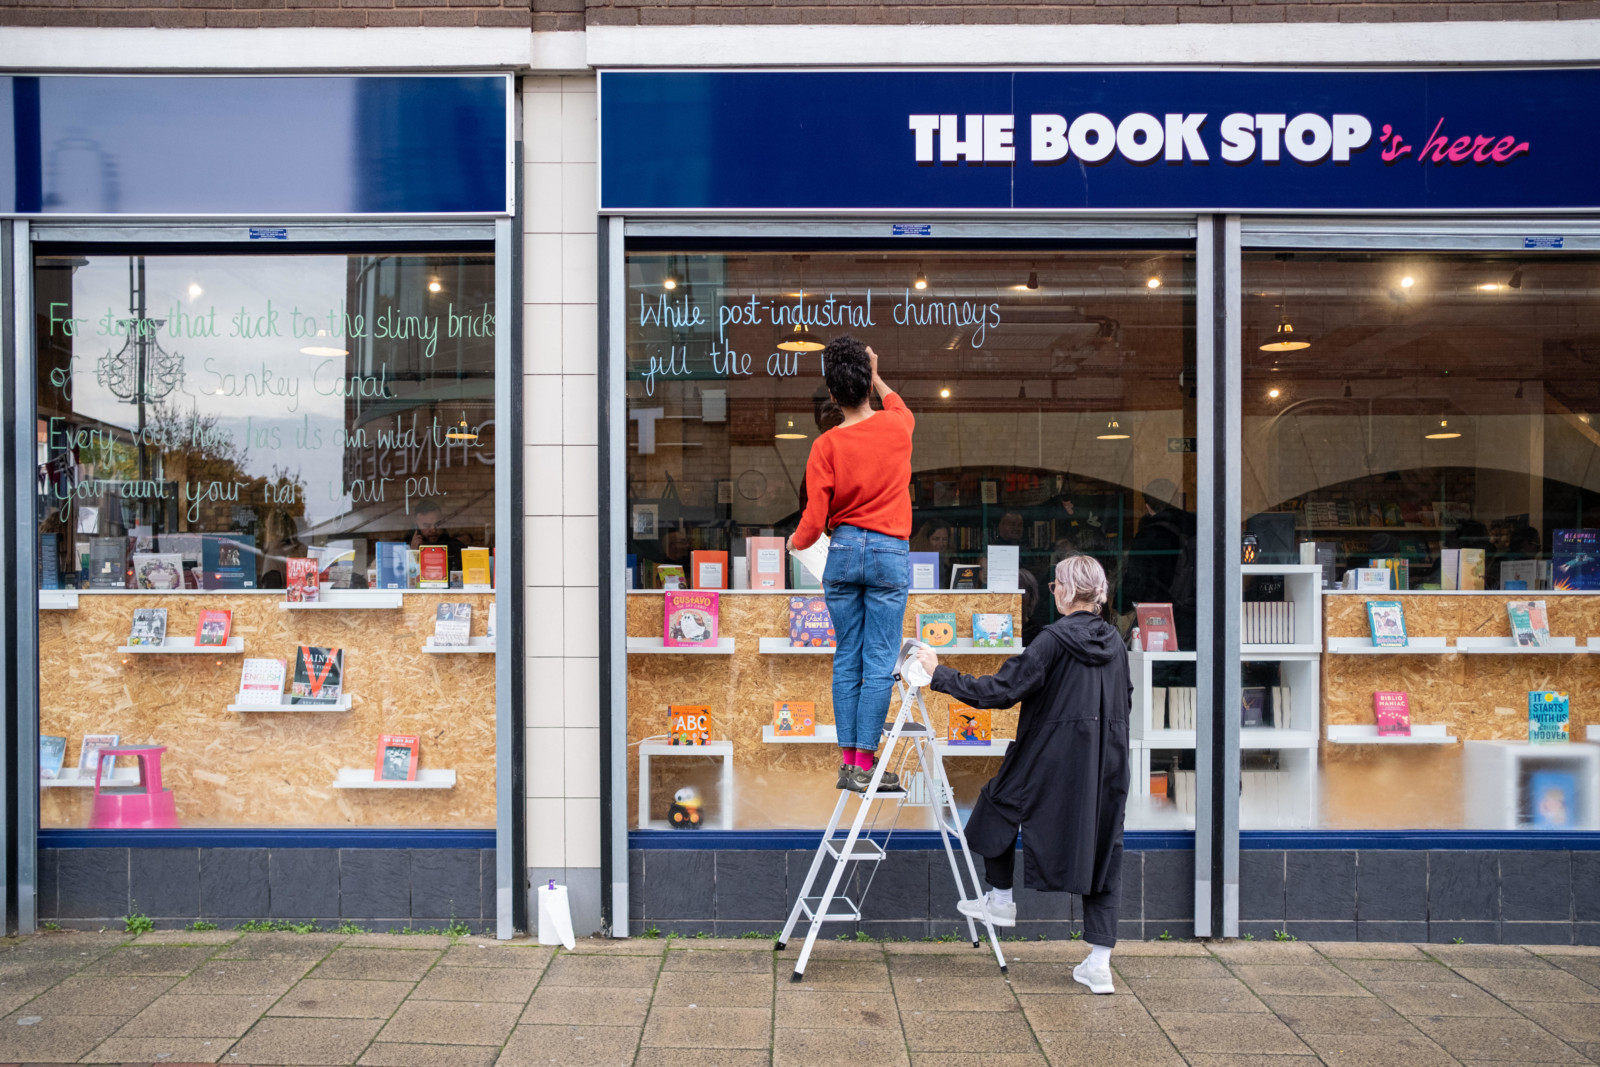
top-left (914, 554), bottom-right (1131, 995)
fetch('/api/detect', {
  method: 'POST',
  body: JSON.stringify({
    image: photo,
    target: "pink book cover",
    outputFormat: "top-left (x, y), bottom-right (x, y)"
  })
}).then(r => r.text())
top-left (664, 590), bottom-right (719, 647)
top-left (286, 557), bottom-right (319, 602)
top-left (1373, 691), bottom-right (1412, 737)
top-left (748, 537), bottom-right (787, 590)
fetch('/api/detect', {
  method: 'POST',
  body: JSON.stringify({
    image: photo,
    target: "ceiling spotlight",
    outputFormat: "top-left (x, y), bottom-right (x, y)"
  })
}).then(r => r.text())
top-left (1477, 283), bottom-right (1501, 291)
top-left (1146, 276), bottom-right (1162, 289)
top-left (939, 387), bottom-right (951, 399)
top-left (776, 324), bottom-right (825, 353)
top-left (1425, 417), bottom-right (1461, 440)
top-left (1268, 388), bottom-right (1281, 398)
top-left (1509, 268), bottom-right (1523, 289)
top-left (913, 271), bottom-right (928, 291)
top-left (1097, 418), bottom-right (1130, 441)
top-left (1400, 276), bottom-right (1415, 289)
top-left (662, 276), bottom-right (677, 291)
top-left (1026, 270), bottom-right (1039, 290)
top-left (428, 280), bottom-right (442, 293)
top-left (187, 283), bottom-right (203, 299)
top-left (774, 418), bottom-right (808, 441)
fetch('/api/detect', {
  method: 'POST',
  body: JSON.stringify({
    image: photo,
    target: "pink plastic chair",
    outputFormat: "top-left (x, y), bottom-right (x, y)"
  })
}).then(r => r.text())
top-left (89, 747), bottom-right (179, 830)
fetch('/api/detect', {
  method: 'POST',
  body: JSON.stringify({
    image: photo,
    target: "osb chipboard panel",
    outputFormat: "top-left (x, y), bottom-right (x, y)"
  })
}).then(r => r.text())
top-left (1319, 593), bottom-right (1600, 829)
top-left (40, 594), bottom-right (496, 829)
top-left (629, 592), bottom-right (1021, 830)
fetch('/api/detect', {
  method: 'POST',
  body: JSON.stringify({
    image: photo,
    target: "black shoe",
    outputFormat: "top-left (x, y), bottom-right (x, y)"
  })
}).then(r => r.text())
top-left (836, 764), bottom-right (852, 790)
top-left (844, 766), bottom-right (904, 794)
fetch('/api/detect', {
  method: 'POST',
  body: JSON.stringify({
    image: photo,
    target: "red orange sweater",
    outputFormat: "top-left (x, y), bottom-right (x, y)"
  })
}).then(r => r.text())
top-left (792, 392), bottom-right (915, 550)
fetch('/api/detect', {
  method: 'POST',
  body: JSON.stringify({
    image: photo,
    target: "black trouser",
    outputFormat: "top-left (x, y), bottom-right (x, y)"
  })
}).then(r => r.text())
top-left (982, 840), bottom-right (1123, 948)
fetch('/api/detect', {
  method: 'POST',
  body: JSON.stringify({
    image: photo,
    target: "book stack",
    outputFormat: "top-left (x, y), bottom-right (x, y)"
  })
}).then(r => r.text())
top-left (1156, 687), bottom-right (1197, 730)
top-left (1241, 601), bottom-right (1295, 644)
top-left (1241, 768), bottom-right (1289, 826)
top-left (1168, 769), bottom-right (1197, 815)
top-left (1303, 501), bottom-right (1340, 527)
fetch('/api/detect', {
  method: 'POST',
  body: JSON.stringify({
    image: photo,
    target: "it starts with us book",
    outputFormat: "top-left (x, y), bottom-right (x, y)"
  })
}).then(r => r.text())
top-left (1529, 690), bottom-right (1570, 744)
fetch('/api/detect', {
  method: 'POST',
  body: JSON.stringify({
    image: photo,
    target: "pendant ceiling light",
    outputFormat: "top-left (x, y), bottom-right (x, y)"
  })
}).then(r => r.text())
top-left (1260, 259), bottom-right (1311, 352)
top-left (777, 323), bottom-right (825, 353)
top-left (1097, 417), bottom-right (1129, 441)
top-left (1425, 417), bottom-right (1461, 440)
top-left (774, 418), bottom-right (808, 440)
top-left (445, 414), bottom-right (478, 442)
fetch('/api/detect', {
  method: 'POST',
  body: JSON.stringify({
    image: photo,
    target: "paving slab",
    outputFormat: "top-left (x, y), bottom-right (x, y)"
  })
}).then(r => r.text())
top-left (1257, 992), bottom-right (1417, 1034)
top-left (987, 962), bottom-right (1086, 995)
top-left (774, 989), bottom-right (899, 1029)
top-left (1513, 1000), bottom-right (1600, 1044)
top-left (899, 1008), bottom-right (1037, 1053)
top-left (114, 992), bottom-right (277, 1037)
top-left (1424, 945), bottom-right (1554, 969)
top-left (1112, 955), bottom-right (1230, 980)
top-left (1018, 992), bottom-right (1160, 1033)
top-left (635, 1047), bottom-right (776, 1067)
top-left (341, 933), bottom-right (454, 951)
top-left (1333, 958), bottom-right (1462, 984)
top-left (663, 948), bottom-right (774, 973)
top-left (1033, 1029), bottom-right (1186, 1066)
top-left (376, 999), bottom-right (521, 1045)
top-left (410, 964), bottom-right (542, 1003)
top-left (356, 1042), bottom-right (500, 1067)
top-left (437, 944), bottom-right (554, 969)
top-left (784, 959), bottom-right (891, 991)
top-left (1410, 1014), bottom-right (1589, 1063)
top-left (1152, 1010), bottom-right (1312, 1056)
top-left (653, 970), bottom-right (773, 1008)
top-left (1311, 942), bottom-right (1430, 960)
top-left (311, 948), bottom-right (441, 982)
top-left (888, 954), bottom-right (1009, 979)
top-left (81, 945), bottom-right (216, 977)
top-left (1117, 977), bottom-right (1269, 1013)
top-left (1299, 1031), bottom-right (1461, 1067)
top-left (213, 933), bottom-right (346, 959)
top-left (12, 974), bottom-right (176, 1016)
top-left (1230, 963), bottom-right (1372, 997)
top-left (1545, 957), bottom-right (1600, 988)
top-left (80, 1034), bottom-right (231, 1063)
top-left (267, 979), bottom-right (413, 1018)
top-left (1205, 941), bottom-right (1321, 964)
top-left (173, 958), bottom-right (314, 996)
top-left (520, 985), bottom-right (654, 1027)
top-left (1364, 979), bottom-right (1520, 1017)
top-left (540, 953), bottom-right (663, 988)
top-left (127, 931), bottom-right (241, 946)
top-left (498, 1022), bottom-right (643, 1066)
top-left (1183, 1057), bottom-right (1325, 1067)
top-left (1455, 966), bottom-right (1600, 1003)
top-left (773, 1026), bottom-right (911, 1067)
top-left (891, 974), bottom-right (1017, 1012)
top-left (641, 1005), bottom-right (771, 1049)
top-left (0, 1012), bottom-right (125, 1061)
top-left (1103, 940), bottom-right (1211, 957)
top-left (226, 1016), bottom-right (385, 1064)
top-left (909, 1054), bottom-right (1049, 1067)
top-left (561, 939), bottom-right (668, 955)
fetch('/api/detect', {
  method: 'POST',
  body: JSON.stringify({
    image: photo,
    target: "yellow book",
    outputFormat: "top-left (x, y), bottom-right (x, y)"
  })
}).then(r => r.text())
top-left (462, 547), bottom-right (492, 588)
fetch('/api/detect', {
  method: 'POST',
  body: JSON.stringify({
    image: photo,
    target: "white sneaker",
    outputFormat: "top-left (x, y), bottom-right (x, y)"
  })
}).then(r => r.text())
top-left (1073, 958), bottom-right (1115, 994)
top-left (956, 890), bottom-right (1017, 928)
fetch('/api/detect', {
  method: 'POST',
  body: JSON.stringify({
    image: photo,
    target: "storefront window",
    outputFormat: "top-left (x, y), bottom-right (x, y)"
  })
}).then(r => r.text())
top-left (624, 246), bottom-right (1195, 831)
top-left (35, 248), bottom-right (498, 827)
top-left (1243, 250), bottom-right (1600, 831)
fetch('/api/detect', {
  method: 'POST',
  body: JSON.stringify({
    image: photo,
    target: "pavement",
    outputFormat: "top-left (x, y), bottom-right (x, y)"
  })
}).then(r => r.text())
top-left (0, 930), bottom-right (1596, 1066)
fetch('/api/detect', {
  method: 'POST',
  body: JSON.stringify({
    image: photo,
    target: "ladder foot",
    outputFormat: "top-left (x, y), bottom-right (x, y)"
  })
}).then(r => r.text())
top-left (1000, 964), bottom-right (1009, 975)
top-left (972, 940), bottom-right (980, 948)
top-left (773, 941), bottom-right (785, 951)
top-left (790, 971), bottom-right (804, 983)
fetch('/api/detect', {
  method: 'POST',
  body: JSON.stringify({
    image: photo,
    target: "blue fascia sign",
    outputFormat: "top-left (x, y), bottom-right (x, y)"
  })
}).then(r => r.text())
top-left (599, 69), bottom-right (1599, 213)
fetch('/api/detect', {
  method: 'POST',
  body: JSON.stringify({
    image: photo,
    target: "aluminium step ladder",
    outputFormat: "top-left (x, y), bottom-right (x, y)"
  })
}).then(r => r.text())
top-left (775, 641), bottom-right (1008, 981)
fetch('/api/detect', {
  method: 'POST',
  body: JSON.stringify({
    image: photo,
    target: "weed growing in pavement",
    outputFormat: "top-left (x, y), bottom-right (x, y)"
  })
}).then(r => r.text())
top-left (335, 922), bottom-right (368, 935)
top-left (124, 911), bottom-right (155, 936)
top-left (187, 921), bottom-right (219, 932)
top-left (238, 919), bottom-right (319, 933)
top-left (41, 922), bottom-right (61, 932)
top-left (445, 919), bottom-right (472, 939)
top-left (1452, 937), bottom-right (1465, 944)
top-left (1241, 932), bottom-right (1256, 941)
top-left (1273, 929), bottom-right (1298, 942)
top-left (642, 926), bottom-right (662, 939)
top-left (739, 930), bottom-right (770, 939)
top-left (1069, 930), bottom-right (1084, 940)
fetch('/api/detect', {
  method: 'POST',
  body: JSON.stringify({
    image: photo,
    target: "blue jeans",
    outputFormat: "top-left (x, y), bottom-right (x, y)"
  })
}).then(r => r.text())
top-left (823, 525), bottom-right (910, 751)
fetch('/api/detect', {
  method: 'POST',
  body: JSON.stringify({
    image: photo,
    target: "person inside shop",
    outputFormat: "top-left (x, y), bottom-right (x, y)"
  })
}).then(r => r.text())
top-left (407, 501), bottom-right (468, 573)
top-left (790, 337), bottom-right (915, 794)
top-left (992, 510), bottom-right (1026, 546)
top-left (1121, 478), bottom-right (1196, 649)
top-left (915, 554), bottom-right (1130, 996)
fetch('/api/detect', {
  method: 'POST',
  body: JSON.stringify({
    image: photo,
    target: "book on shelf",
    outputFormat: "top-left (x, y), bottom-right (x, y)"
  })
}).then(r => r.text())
top-left (79, 733), bottom-right (120, 780)
top-left (1459, 548), bottom-right (1486, 590)
top-left (748, 537), bottom-right (786, 590)
top-left (1271, 685), bottom-right (1292, 727)
top-left (40, 536), bottom-right (60, 590)
top-left (127, 608), bottom-right (167, 647)
top-left (1150, 687), bottom-right (1167, 728)
top-left (691, 550), bottom-right (728, 590)
top-left (1506, 600), bottom-right (1551, 647)
top-left (1369, 557), bottom-right (1409, 591)
top-left (39, 736), bottom-right (66, 780)
top-left (1240, 687), bottom-right (1268, 728)
top-left (1134, 603), bottom-right (1179, 652)
top-left (434, 603), bottom-right (473, 647)
top-left (664, 590), bottom-right (719, 647)
top-left (985, 545), bottom-right (1019, 593)
top-left (656, 564), bottom-right (687, 590)
top-left (202, 533), bottom-right (256, 590)
top-left (789, 555), bottom-right (822, 590)
top-left (949, 564), bottom-right (982, 591)
top-left (1528, 690), bottom-right (1570, 744)
top-left (313, 539), bottom-right (360, 589)
top-left (668, 705), bottom-right (712, 745)
top-left (89, 537), bottom-right (127, 589)
top-left (731, 555), bottom-right (750, 590)
top-left (789, 596), bottom-right (836, 647)
top-left (132, 552), bottom-right (184, 591)
top-left (418, 545), bottom-right (449, 589)
top-left (461, 547), bottom-right (492, 588)
top-left (772, 701), bottom-right (815, 737)
top-left (1366, 600), bottom-right (1407, 647)
top-left (1529, 770), bottom-right (1579, 829)
top-left (1242, 601), bottom-right (1295, 645)
top-left (291, 646), bottom-right (344, 705)
top-left (946, 703), bottom-right (992, 745)
top-left (238, 658), bottom-right (287, 702)
top-left (406, 550), bottom-right (421, 589)
top-left (909, 551), bottom-right (941, 590)
top-left (1440, 548), bottom-right (1460, 591)
top-left (916, 612), bottom-right (958, 648)
top-left (972, 613), bottom-right (1014, 648)
top-left (1343, 567), bottom-right (1391, 591)
top-left (375, 542), bottom-right (409, 590)
top-left (625, 554), bottom-right (638, 590)
top-left (194, 609), bottom-right (233, 647)
top-left (1163, 687), bottom-right (1196, 730)
top-left (376, 734), bottom-right (419, 781)
top-left (1553, 529), bottom-right (1599, 591)
top-left (1500, 559), bottom-right (1542, 591)
top-left (1373, 691), bottom-right (1412, 737)
top-left (487, 603), bottom-right (497, 644)
top-left (1299, 541), bottom-right (1337, 588)
top-left (286, 557), bottom-right (320, 602)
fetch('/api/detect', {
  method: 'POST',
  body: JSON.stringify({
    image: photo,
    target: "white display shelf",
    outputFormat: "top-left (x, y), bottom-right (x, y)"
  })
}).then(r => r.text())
top-left (1129, 649), bottom-right (1197, 663)
top-left (1589, 725), bottom-right (1599, 742)
top-left (762, 724), bottom-right (838, 744)
top-left (228, 694), bottom-right (352, 713)
top-left (1463, 740), bottom-right (1600, 830)
top-left (1327, 723), bottom-right (1458, 745)
top-left (638, 741), bottom-right (734, 830)
top-left (280, 592), bottom-right (404, 611)
top-left (1328, 636), bottom-right (1452, 654)
top-left (1134, 728), bottom-right (1317, 751)
top-left (118, 637), bottom-right (243, 655)
top-left (424, 637), bottom-right (496, 654)
top-left (1240, 643), bottom-right (1323, 657)
top-left (40, 767), bottom-right (141, 788)
top-left (627, 637), bottom-right (736, 655)
top-left (759, 637), bottom-right (836, 655)
top-left (933, 739), bottom-right (1012, 758)
top-left (1455, 636), bottom-right (1583, 655)
top-left (937, 638), bottom-right (1024, 656)
top-left (755, 636), bottom-right (1021, 656)
top-left (331, 768), bottom-right (455, 789)
top-left (39, 591), bottom-right (79, 610)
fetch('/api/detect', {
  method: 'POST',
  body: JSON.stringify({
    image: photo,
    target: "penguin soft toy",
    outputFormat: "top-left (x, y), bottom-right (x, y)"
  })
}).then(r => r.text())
top-left (667, 786), bottom-right (703, 830)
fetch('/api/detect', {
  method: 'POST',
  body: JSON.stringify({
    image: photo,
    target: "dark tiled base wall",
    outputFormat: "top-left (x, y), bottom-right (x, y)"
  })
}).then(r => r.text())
top-left (629, 848), bottom-right (1600, 944)
top-left (39, 848), bottom-right (497, 931)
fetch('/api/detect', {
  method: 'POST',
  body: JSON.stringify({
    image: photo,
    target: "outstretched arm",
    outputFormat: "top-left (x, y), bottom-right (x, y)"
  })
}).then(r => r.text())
top-left (928, 637), bottom-right (1055, 710)
top-left (867, 345), bottom-right (892, 399)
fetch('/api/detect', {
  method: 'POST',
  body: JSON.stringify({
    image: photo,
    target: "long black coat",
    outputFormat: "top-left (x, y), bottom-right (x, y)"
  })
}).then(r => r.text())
top-left (930, 610), bottom-right (1131, 895)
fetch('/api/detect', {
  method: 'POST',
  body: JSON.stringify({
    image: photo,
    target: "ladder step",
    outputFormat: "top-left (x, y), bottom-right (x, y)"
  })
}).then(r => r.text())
top-left (800, 894), bottom-right (861, 922)
top-left (884, 720), bottom-right (933, 737)
top-left (824, 838), bottom-right (886, 862)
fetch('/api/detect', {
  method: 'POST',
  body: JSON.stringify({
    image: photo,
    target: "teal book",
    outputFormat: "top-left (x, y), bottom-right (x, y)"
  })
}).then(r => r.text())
top-left (1528, 690), bottom-right (1570, 744)
top-left (1366, 600), bottom-right (1407, 647)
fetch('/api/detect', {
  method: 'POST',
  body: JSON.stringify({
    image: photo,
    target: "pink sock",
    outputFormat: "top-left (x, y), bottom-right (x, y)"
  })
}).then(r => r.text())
top-left (856, 748), bottom-right (876, 769)
top-left (842, 749), bottom-right (861, 768)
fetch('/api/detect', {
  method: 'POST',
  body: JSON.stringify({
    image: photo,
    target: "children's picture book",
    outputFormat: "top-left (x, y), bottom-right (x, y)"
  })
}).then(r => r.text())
top-left (286, 557), bottom-right (320, 602)
top-left (1373, 691), bottom-right (1412, 737)
top-left (1506, 600), bottom-right (1551, 647)
top-left (664, 590), bottom-right (719, 647)
top-left (1500, 559), bottom-right (1540, 591)
top-left (789, 555), bottom-right (822, 590)
top-left (1553, 529), bottom-right (1599, 591)
top-left (39, 735), bottom-right (66, 780)
top-left (772, 701), bottom-right (815, 737)
top-left (461, 547), bottom-right (492, 589)
top-left (946, 704), bottom-right (993, 746)
top-left (972, 613), bottom-right (1015, 648)
top-left (375, 542), bottom-right (409, 590)
top-left (291, 645), bottom-right (344, 705)
top-left (1366, 600), bottom-right (1407, 647)
top-left (917, 612), bottom-right (958, 648)
top-left (89, 537), bottom-right (127, 588)
top-left (789, 596), bottom-right (836, 647)
top-left (127, 608), bottom-right (167, 647)
top-left (690, 550), bottom-right (728, 590)
top-left (1528, 690), bottom-right (1570, 744)
top-left (949, 563), bottom-right (982, 590)
top-left (239, 658), bottom-right (287, 702)
top-left (668, 705), bottom-right (712, 745)
top-left (909, 551), bottom-right (941, 590)
top-left (132, 552), bottom-right (184, 590)
top-left (79, 733), bottom-right (120, 780)
top-left (1529, 770), bottom-right (1578, 829)
top-left (1459, 548), bottom-right (1486, 591)
top-left (656, 564), bottom-right (687, 590)
top-left (376, 734), bottom-right (419, 781)
top-left (418, 545), bottom-right (449, 589)
top-left (1352, 567), bottom-right (1391, 591)
top-left (434, 603), bottom-right (473, 646)
top-left (748, 537), bottom-right (786, 590)
top-left (1135, 603), bottom-right (1179, 652)
top-left (195, 609), bottom-right (233, 647)
top-left (1240, 687), bottom-right (1267, 728)
top-left (202, 534), bottom-right (256, 589)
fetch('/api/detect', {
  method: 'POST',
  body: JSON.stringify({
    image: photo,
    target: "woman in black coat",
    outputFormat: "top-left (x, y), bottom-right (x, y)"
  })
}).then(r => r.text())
top-left (914, 553), bottom-right (1131, 995)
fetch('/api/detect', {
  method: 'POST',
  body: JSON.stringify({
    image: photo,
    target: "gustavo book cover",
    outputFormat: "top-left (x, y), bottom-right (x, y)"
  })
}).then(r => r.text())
top-left (664, 590), bottom-right (719, 647)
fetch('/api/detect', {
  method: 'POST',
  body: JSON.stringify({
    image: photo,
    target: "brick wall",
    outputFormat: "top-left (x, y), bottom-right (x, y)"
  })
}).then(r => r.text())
top-left (0, 0), bottom-right (530, 30)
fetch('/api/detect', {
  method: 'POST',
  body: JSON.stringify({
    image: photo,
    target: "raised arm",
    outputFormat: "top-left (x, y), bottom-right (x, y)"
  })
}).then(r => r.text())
top-left (867, 345), bottom-right (891, 399)
top-left (928, 637), bottom-right (1055, 710)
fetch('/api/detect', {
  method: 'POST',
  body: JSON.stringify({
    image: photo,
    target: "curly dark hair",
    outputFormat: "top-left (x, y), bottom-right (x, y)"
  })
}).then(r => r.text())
top-left (823, 335), bottom-right (872, 408)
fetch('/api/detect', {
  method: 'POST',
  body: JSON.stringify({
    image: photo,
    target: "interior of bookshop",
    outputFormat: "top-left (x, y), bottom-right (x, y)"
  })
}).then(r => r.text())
top-left (34, 248), bottom-right (500, 829)
top-left (625, 246), bottom-right (1600, 837)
